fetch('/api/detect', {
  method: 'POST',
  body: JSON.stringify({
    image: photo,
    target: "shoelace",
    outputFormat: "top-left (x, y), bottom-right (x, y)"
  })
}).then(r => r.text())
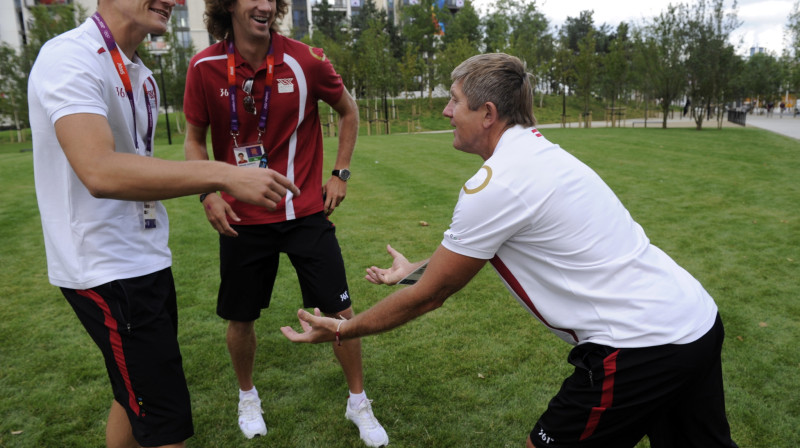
top-left (351, 400), bottom-right (380, 428)
top-left (239, 399), bottom-right (262, 420)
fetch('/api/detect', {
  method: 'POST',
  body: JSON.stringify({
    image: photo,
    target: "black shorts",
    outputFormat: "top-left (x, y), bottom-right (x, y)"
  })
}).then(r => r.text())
top-left (61, 268), bottom-right (193, 447)
top-left (530, 314), bottom-right (737, 448)
top-left (217, 212), bottom-right (352, 321)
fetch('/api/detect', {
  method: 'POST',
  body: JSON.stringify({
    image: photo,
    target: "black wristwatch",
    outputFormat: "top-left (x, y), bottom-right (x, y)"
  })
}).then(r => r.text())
top-left (199, 192), bottom-right (213, 203)
top-left (332, 168), bottom-right (351, 181)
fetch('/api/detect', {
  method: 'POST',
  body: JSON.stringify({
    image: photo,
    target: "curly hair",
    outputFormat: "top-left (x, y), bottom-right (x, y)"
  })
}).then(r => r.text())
top-left (204, 0), bottom-right (290, 41)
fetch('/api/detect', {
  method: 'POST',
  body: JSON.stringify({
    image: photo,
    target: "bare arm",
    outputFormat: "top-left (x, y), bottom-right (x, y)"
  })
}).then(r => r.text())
top-left (323, 88), bottom-right (359, 215)
top-left (56, 113), bottom-right (299, 208)
top-left (184, 122), bottom-right (240, 237)
top-left (281, 245), bottom-right (487, 343)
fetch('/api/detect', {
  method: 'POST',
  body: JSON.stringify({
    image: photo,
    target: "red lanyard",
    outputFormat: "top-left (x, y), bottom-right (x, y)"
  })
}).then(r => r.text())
top-left (91, 13), bottom-right (154, 156)
top-left (226, 39), bottom-right (274, 145)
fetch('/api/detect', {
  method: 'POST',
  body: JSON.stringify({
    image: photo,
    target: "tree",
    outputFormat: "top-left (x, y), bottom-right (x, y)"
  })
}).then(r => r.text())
top-left (683, 0), bottom-right (740, 130)
top-left (312, 0), bottom-right (347, 42)
top-left (505, 1), bottom-right (552, 106)
top-left (356, 19), bottom-right (398, 100)
top-left (436, 37), bottom-right (480, 90)
top-left (482, 0), bottom-right (512, 53)
top-left (742, 52), bottom-right (783, 109)
top-left (643, 4), bottom-right (688, 128)
top-left (0, 44), bottom-right (27, 142)
top-left (552, 33), bottom-right (576, 126)
top-left (398, 0), bottom-right (444, 106)
top-left (631, 28), bottom-right (664, 125)
top-left (787, 1), bottom-right (800, 57)
top-left (785, 1), bottom-right (800, 101)
top-left (138, 17), bottom-right (197, 134)
top-left (0, 3), bottom-right (86, 141)
top-left (441, 0), bottom-right (481, 50)
top-left (601, 23), bottom-right (632, 126)
top-left (563, 10), bottom-right (596, 53)
top-left (355, 19), bottom-right (399, 133)
top-left (574, 30), bottom-right (600, 122)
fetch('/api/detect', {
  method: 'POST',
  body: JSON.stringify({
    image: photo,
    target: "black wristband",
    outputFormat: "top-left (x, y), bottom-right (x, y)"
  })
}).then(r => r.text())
top-left (199, 193), bottom-right (212, 203)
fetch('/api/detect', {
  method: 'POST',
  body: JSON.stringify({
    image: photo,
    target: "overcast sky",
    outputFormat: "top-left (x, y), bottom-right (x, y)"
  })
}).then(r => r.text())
top-left (470, 0), bottom-right (795, 56)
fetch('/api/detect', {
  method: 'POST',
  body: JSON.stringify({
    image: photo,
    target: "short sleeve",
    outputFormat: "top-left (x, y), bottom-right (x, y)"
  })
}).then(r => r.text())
top-left (183, 55), bottom-right (210, 127)
top-left (32, 39), bottom-right (107, 124)
top-left (442, 164), bottom-right (530, 260)
top-left (308, 46), bottom-right (345, 105)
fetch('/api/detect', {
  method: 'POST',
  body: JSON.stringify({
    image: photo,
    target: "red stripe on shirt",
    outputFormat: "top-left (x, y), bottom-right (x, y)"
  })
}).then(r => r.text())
top-left (77, 289), bottom-right (140, 416)
top-left (580, 349), bottom-right (620, 441)
top-left (490, 255), bottom-right (579, 343)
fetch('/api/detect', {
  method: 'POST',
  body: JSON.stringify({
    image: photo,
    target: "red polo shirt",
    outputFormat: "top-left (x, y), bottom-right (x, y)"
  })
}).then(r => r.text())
top-left (185, 32), bottom-right (345, 224)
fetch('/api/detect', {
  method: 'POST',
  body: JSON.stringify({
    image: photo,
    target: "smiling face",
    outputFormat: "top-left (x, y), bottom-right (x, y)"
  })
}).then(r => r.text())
top-left (98, 0), bottom-right (174, 56)
top-left (121, 0), bottom-right (173, 35)
top-left (443, 80), bottom-right (490, 158)
top-left (230, 0), bottom-right (277, 42)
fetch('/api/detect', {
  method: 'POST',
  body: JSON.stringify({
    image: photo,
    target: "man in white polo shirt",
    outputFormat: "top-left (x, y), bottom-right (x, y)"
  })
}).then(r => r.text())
top-left (28, 1), bottom-right (298, 446)
top-left (281, 53), bottom-right (738, 448)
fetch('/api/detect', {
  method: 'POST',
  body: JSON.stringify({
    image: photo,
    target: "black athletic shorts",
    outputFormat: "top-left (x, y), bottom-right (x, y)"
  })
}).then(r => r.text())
top-left (530, 314), bottom-right (738, 448)
top-left (61, 267), bottom-right (194, 447)
top-left (217, 212), bottom-right (352, 321)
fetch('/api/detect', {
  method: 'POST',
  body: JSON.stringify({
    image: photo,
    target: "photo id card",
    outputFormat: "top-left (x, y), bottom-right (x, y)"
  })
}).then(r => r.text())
top-left (233, 143), bottom-right (266, 167)
top-left (143, 201), bottom-right (157, 229)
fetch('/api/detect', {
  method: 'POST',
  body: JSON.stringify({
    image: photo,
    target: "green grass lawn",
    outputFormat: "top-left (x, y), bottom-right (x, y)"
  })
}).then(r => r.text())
top-left (1, 122), bottom-right (798, 447)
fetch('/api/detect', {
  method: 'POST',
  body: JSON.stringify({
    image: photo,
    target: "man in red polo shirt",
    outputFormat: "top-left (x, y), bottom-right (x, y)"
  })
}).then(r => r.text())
top-left (183, 0), bottom-right (388, 446)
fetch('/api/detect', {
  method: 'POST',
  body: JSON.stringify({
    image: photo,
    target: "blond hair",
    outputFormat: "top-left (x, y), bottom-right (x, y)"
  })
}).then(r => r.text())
top-left (451, 53), bottom-right (536, 127)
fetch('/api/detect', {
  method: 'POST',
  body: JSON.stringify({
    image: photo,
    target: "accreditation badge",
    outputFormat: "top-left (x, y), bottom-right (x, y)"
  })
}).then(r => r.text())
top-left (143, 201), bottom-right (157, 229)
top-left (233, 142), bottom-right (266, 167)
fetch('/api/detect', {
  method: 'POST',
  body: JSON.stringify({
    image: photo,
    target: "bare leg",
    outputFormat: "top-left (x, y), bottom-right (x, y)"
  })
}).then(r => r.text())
top-left (327, 307), bottom-right (363, 394)
top-left (107, 400), bottom-right (187, 448)
top-left (107, 400), bottom-right (138, 448)
top-left (227, 320), bottom-right (257, 391)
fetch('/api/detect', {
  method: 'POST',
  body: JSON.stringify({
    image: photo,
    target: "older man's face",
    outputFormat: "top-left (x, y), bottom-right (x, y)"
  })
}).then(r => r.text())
top-left (443, 80), bottom-right (488, 156)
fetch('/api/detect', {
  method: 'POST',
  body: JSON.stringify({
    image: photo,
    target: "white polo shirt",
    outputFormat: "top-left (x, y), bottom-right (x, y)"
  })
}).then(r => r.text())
top-left (29, 18), bottom-right (171, 290)
top-left (442, 125), bottom-right (717, 348)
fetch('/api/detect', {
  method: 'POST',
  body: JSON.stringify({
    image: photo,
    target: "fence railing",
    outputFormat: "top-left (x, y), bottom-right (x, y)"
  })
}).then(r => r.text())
top-left (727, 110), bottom-right (747, 126)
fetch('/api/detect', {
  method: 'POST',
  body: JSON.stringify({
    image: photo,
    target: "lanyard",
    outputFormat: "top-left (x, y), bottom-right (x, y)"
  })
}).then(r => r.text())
top-left (91, 12), bottom-right (154, 156)
top-left (226, 39), bottom-right (274, 146)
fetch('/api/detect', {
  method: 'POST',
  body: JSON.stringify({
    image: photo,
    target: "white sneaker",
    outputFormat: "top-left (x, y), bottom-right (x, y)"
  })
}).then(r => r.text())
top-left (238, 397), bottom-right (267, 439)
top-left (345, 399), bottom-right (389, 447)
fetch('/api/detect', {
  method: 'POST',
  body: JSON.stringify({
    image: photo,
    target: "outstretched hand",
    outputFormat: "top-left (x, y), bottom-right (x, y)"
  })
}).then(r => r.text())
top-left (364, 244), bottom-right (415, 285)
top-left (280, 308), bottom-right (338, 344)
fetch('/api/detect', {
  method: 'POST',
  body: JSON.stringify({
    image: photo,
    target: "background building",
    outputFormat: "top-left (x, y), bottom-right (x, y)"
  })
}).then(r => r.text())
top-left (0, 0), bottom-right (216, 53)
top-left (286, 0), bottom-right (464, 40)
top-left (2, 0), bottom-right (465, 53)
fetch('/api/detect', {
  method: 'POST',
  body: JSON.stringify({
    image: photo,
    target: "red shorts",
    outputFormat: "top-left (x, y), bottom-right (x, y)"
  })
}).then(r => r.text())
top-left (530, 314), bottom-right (737, 448)
top-left (62, 268), bottom-right (193, 446)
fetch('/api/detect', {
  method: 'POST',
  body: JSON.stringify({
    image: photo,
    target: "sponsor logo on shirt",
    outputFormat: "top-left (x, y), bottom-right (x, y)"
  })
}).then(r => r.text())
top-left (277, 78), bottom-right (294, 93)
top-left (463, 165), bottom-right (492, 195)
top-left (309, 47), bottom-right (327, 61)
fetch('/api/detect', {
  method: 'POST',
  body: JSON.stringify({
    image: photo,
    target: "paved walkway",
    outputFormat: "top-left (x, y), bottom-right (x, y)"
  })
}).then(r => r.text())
top-left (536, 113), bottom-right (800, 140)
top-left (742, 113), bottom-right (800, 140)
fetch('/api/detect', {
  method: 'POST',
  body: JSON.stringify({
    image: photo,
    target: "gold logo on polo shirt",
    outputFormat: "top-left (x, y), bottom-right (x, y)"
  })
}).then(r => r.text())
top-left (463, 165), bottom-right (492, 194)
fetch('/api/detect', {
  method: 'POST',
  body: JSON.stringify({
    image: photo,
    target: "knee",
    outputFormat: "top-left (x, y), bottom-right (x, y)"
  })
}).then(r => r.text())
top-left (227, 320), bottom-right (255, 336)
